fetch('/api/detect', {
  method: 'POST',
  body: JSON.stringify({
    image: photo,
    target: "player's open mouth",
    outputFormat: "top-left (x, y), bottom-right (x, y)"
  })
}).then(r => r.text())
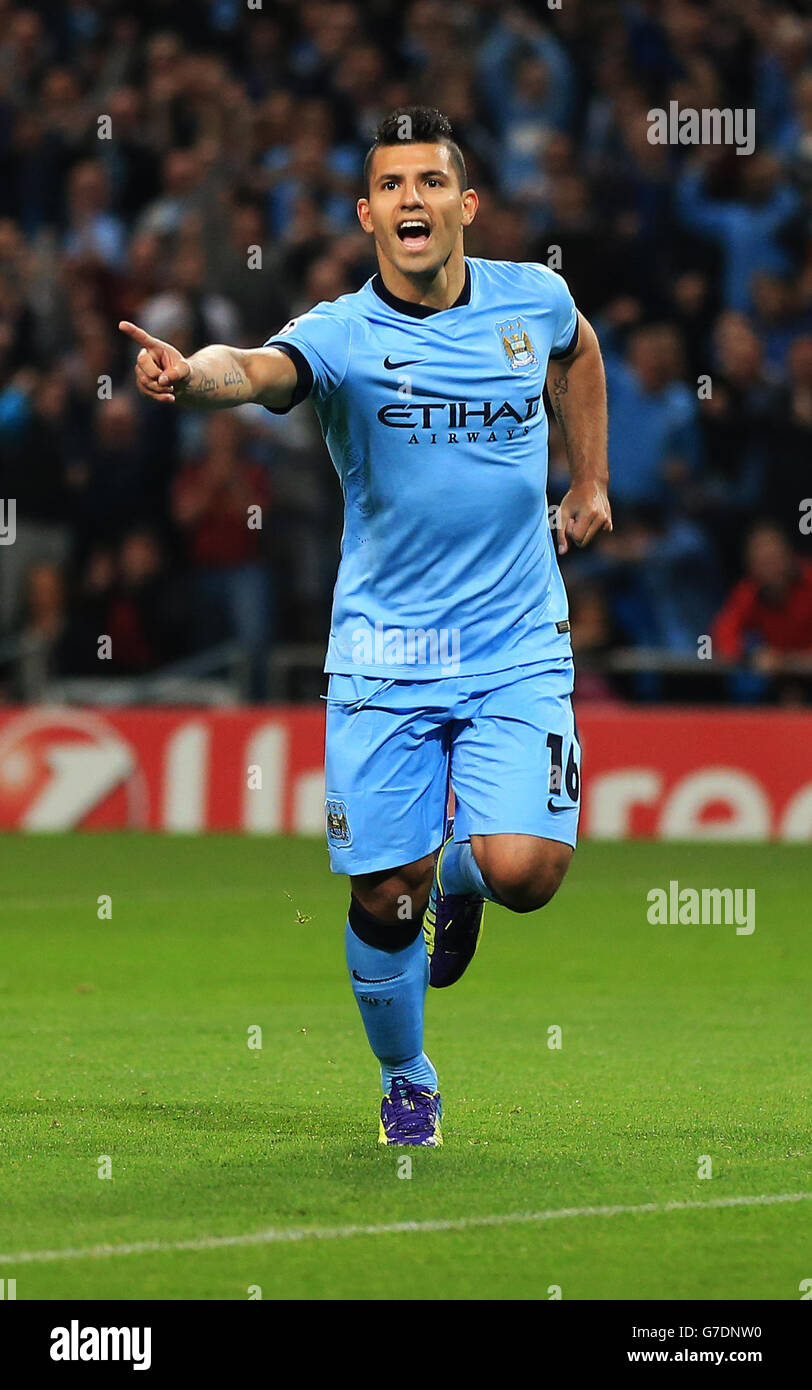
top-left (397, 219), bottom-right (431, 249)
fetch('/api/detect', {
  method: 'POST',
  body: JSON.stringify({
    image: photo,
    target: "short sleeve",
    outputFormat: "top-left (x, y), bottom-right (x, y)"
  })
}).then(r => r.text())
top-left (528, 264), bottom-right (579, 359)
top-left (263, 303), bottom-right (352, 414)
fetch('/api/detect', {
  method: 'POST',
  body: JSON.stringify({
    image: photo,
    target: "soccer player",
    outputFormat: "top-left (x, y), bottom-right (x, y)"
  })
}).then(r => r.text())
top-left (121, 107), bottom-right (611, 1148)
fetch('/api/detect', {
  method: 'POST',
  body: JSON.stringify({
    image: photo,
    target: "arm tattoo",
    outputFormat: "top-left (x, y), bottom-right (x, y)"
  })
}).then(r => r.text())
top-left (184, 356), bottom-right (250, 408)
top-left (550, 374), bottom-right (569, 442)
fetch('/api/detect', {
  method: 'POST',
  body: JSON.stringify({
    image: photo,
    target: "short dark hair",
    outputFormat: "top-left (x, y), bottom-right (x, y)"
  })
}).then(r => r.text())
top-left (363, 107), bottom-right (467, 196)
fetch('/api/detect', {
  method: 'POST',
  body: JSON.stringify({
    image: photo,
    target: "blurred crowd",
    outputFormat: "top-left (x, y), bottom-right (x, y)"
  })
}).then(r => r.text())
top-left (0, 0), bottom-right (811, 703)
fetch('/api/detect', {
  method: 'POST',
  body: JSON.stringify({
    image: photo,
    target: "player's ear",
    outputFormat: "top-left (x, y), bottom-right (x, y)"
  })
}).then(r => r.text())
top-left (461, 188), bottom-right (479, 227)
top-left (356, 198), bottom-right (373, 234)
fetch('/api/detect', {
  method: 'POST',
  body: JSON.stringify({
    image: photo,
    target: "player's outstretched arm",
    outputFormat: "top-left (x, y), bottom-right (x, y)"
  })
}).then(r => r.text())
top-left (547, 312), bottom-right (612, 555)
top-left (118, 321), bottom-right (298, 411)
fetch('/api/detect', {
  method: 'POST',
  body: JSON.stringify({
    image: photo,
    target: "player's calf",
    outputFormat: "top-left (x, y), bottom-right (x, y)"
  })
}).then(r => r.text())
top-left (345, 857), bottom-right (441, 1142)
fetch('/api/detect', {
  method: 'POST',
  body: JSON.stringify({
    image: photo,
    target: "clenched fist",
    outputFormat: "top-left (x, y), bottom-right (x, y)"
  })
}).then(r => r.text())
top-left (556, 480), bottom-right (612, 555)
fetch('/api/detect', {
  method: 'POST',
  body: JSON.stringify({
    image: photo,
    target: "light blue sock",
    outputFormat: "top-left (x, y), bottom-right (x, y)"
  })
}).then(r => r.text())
top-left (439, 837), bottom-right (501, 901)
top-left (345, 921), bottom-right (438, 1095)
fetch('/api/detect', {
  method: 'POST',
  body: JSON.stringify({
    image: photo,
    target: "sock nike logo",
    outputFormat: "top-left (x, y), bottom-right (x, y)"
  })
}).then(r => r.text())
top-left (352, 969), bottom-right (405, 984)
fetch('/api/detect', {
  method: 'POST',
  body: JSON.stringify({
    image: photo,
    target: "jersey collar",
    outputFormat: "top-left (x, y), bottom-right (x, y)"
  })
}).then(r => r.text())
top-left (371, 260), bottom-right (471, 318)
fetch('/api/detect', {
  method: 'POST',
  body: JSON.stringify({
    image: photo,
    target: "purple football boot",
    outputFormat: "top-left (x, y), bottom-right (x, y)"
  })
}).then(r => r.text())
top-left (378, 1076), bottom-right (443, 1147)
top-left (422, 819), bottom-right (485, 989)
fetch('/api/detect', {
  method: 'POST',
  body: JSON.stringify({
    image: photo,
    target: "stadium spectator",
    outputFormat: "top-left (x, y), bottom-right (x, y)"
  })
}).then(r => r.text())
top-left (103, 528), bottom-right (186, 675)
top-left (63, 161), bottom-right (126, 272)
top-left (100, 87), bottom-right (161, 226)
top-left (667, 271), bottom-right (720, 384)
top-left (263, 125), bottom-right (359, 240)
top-left (477, 5), bottom-right (575, 155)
top-left (72, 394), bottom-right (166, 551)
top-left (134, 149), bottom-right (207, 243)
top-left (13, 559), bottom-right (69, 701)
top-left (604, 324), bottom-right (701, 513)
top-left (208, 196), bottom-right (288, 346)
top-left (676, 152), bottom-right (802, 313)
top-left (581, 508), bottom-right (724, 657)
top-left (694, 313), bottom-right (777, 577)
top-left (713, 523), bottom-right (812, 673)
top-left (751, 271), bottom-right (812, 375)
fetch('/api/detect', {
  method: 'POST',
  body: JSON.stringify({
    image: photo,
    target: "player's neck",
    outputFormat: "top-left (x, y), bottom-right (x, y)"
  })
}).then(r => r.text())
top-left (377, 249), bottom-right (466, 312)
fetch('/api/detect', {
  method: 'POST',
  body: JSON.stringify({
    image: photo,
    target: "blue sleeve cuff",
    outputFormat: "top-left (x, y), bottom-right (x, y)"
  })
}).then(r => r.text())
top-left (262, 341), bottom-right (314, 413)
top-left (549, 317), bottom-right (580, 360)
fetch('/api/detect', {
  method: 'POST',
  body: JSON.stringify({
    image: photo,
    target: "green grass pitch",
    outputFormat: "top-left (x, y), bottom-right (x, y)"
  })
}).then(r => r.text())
top-left (0, 833), bottom-right (809, 1301)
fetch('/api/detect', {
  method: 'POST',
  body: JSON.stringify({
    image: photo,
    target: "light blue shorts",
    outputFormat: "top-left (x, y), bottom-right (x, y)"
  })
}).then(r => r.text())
top-left (323, 662), bottom-right (581, 875)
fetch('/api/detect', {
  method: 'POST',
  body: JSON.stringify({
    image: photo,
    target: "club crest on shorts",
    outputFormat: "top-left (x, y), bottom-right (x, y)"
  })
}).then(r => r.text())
top-left (325, 798), bottom-right (352, 846)
top-left (496, 318), bottom-right (537, 371)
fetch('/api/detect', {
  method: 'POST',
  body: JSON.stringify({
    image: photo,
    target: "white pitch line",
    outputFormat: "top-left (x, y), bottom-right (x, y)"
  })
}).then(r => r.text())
top-left (1, 1191), bottom-right (810, 1267)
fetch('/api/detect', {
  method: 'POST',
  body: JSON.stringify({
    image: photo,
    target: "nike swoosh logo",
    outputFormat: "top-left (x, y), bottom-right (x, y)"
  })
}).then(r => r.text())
top-left (352, 969), bottom-right (405, 983)
top-left (383, 356), bottom-right (425, 370)
top-left (547, 798), bottom-right (571, 814)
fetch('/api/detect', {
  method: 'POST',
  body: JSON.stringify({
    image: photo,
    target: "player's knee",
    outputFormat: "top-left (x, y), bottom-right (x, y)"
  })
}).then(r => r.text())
top-left (350, 855), bottom-right (434, 924)
top-left (491, 871), bottom-right (561, 913)
top-left (482, 842), bottom-right (572, 913)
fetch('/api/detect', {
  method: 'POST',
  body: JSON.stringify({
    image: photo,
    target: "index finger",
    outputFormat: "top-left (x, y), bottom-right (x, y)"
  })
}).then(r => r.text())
top-left (118, 320), bottom-right (161, 351)
top-left (554, 500), bottom-right (571, 556)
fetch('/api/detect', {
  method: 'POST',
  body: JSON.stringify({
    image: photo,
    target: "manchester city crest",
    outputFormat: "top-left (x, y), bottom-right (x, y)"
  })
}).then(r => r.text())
top-left (325, 798), bottom-right (352, 846)
top-left (496, 318), bottom-right (537, 371)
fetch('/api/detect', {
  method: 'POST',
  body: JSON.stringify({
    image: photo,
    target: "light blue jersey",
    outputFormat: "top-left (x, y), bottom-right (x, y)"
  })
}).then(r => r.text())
top-left (265, 257), bottom-right (579, 679)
